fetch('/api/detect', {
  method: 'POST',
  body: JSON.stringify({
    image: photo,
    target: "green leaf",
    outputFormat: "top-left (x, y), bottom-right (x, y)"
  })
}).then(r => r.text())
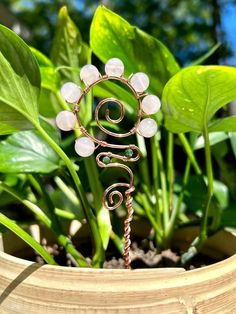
top-left (30, 47), bottom-right (61, 117)
top-left (212, 145), bottom-right (236, 200)
top-left (0, 24), bottom-right (40, 123)
top-left (97, 205), bottom-right (112, 250)
top-left (183, 176), bottom-right (224, 214)
top-left (30, 47), bottom-right (54, 67)
top-left (50, 190), bottom-right (85, 222)
top-left (84, 157), bottom-right (111, 250)
top-left (0, 120), bottom-right (60, 173)
top-left (0, 212), bottom-right (57, 265)
top-left (209, 117), bottom-right (236, 132)
top-left (194, 132), bottom-right (228, 150)
top-left (162, 66), bottom-right (236, 133)
top-left (90, 6), bottom-right (180, 96)
top-left (38, 89), bottom-right (61, 118)
top-left (213, 180), bottom-right (229, 209)
top-left (31, 47), bottom-right (60, 93)
top-left (0, 105), bottom-right (33, 135)
top-left (50, 6), bottom-right (92, 124)
top-left (50, 6), bottom-right (91, 83)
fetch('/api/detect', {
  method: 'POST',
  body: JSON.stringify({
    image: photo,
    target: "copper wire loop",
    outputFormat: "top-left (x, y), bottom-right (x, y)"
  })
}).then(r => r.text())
top-left (74, 75), bottom-right (143, 269)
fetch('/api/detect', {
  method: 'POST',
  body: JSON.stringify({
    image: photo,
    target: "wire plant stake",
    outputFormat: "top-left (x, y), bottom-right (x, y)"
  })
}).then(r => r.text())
top-left (56, 58), bottom-right (161, 269)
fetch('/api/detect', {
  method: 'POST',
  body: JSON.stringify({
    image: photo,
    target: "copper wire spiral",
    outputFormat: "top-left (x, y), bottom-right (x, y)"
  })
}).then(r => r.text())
top-left (75, 75), bottom-right (143, 269)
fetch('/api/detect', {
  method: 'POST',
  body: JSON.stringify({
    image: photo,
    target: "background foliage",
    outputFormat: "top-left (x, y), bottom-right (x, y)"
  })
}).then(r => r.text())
top-left (1, 0), bottom-right (236, 65)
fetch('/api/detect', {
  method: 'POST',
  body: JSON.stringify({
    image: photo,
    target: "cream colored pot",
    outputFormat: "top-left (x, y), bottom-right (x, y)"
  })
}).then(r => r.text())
top-left (1, 228), bottom-right (236, 314)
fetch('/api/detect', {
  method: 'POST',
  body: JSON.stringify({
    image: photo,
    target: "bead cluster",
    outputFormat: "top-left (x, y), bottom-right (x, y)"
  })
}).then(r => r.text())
top-left (56, 58), bottom-right (161, 157)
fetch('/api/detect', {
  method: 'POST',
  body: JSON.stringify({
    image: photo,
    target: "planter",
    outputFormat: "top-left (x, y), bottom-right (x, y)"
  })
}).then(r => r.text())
top-left (1, 228), bottom-right (236, 313)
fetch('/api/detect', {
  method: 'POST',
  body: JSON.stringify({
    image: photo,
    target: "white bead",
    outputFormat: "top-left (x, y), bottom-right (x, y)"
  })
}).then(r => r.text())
top-left (60, 82), bottom-right (81, 103)
top-left (105, 58), bottom-right (124, 77)
top-left (138, 118), bottom-right (158, 138)
top-left (130, 72), bottom-right (149, 93)
top-left (80, 65), bottom-right (100, 85)
top-left (141, 95), bottom-right (161, 115)
top-left (56, 111), bottom-right (77, 131)
top-left (74, 137), bottom-right (95, 157)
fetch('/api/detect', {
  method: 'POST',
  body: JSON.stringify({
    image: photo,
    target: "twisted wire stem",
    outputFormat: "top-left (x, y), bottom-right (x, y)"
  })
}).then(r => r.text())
top-left (123, 186), bottom-right (135, 269)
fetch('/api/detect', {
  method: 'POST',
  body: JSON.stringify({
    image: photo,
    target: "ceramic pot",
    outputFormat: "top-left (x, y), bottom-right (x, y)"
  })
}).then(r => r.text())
top-left (1, 227), bottom-right (236, 313)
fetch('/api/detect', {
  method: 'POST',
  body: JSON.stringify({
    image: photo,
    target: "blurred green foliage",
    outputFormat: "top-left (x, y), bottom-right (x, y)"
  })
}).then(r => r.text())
top-left (0, 0), bottom-right (233, 64)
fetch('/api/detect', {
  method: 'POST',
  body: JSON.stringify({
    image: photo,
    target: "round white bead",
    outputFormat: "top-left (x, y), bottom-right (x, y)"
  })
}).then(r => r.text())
top-left (130, 72), bottom-right (150, 93)
top-left (80, 65), bottom-right (100, 85)
top-left (56, 110), bottom-right (77, 131)
top-left (60, 82), bottom-right (81, 103)
top-left (141, 95), bottom-right (161, 115)
top-left (105, 58), bottom-right (124, 77)
top-left (138, 118), bottom-right (158, 138)
top-left (74, 137), bottom-right (95, 157)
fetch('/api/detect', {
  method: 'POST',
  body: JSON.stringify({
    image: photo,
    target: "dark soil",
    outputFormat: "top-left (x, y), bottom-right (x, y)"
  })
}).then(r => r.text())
top-left (34, 237), bottom-right (219, 270)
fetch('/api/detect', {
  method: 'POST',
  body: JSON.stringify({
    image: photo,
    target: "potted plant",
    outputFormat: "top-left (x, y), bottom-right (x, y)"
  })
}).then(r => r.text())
top-left (1, 6), bottom-right (236, 313)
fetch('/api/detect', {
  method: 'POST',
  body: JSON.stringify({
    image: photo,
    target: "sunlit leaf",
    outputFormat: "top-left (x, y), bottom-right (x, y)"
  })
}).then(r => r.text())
top-left (50, 6), bottom-right (91, 83)
top-left (90, 6), bottom-right (180, 96)
top-left (162, 66), bottom-right (236, 133)
top-left (0, 24), bottom-right (40, 123)
top-left (0, 120), bottom-right (60, 173)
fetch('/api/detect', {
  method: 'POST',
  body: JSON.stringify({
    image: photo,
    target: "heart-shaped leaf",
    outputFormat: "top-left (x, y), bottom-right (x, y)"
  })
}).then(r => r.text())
top-left (0, 120), bottom-right (60, 173)
top-left (162, 65), bottom-right (236, 133)
top-left (90, 6), bottom-right (180, 96)
top-left (0, 24), bottom-right (40, 124)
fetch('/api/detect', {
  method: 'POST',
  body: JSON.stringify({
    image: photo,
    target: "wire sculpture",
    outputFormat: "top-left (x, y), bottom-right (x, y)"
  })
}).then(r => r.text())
top-left (56, 58), bottom-right (161, 269)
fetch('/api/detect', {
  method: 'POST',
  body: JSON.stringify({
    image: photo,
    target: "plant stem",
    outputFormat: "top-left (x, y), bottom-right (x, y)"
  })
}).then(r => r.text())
top-left (0, 182), bottom-right (51, 226)
top-left (56, 91), bottom-right (106, 265)
top-left (156, 140), bottom-right (169, 233)
top-left (178, 133), bottom-right (202, 175)
top-left (0, 181), bottom-right (89, 267)
top-left (151, 136), bottom-right (163, 241)
top-left (136, 193), bottom-right (163, 239)
top-left (54, 176), bottom-right (79, 206)
top-left (137, 134), bottom-right (151, 189)
top-left (181, 127), bottom-right (214, 264)
top-left (27, 174), bottom-right (42, 195)
top-left (35, 174), bottom-right (89, 266)
top-left (167, 132), bottom-right (174, 211)
top-left (55, 208), bottom-right (76, 220)
top-left (0, 213), bottom-right (57, 265)
top-left (200, 126), bottom-right (214, 241)
top-left (32, 122), bottom-right (105, 267)
top-left (166, 158), bottom-right (191, 238)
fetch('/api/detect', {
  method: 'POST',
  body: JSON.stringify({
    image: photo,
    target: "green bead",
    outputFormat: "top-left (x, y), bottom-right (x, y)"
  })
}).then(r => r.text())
top-left (124, 148), bottom-right (133, 158)
top-left (102, 156), bottom-right (111, 164)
